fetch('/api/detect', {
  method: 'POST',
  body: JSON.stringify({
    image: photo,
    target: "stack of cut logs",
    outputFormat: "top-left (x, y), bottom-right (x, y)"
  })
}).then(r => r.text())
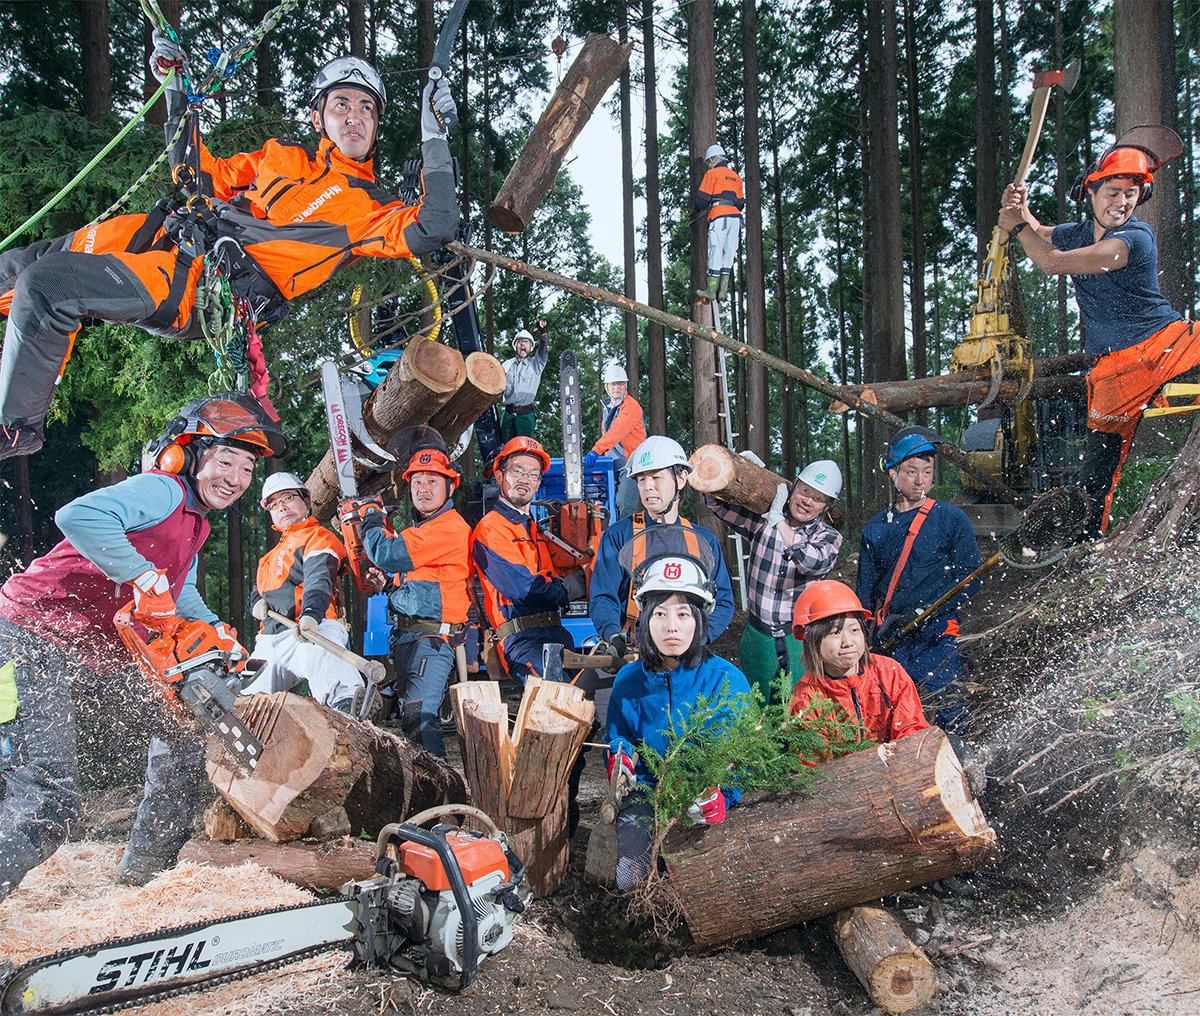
top-left (450, 677), bottom-right (594, 897)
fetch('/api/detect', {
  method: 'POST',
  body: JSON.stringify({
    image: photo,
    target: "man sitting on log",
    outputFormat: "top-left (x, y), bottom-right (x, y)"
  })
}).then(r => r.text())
top-left (354, 446), bottom-right (471, 758)
top-left (856, 427), bottom-right (981, 731)
top-left (0, 394), bottom-right (286, 895)
top-left (590, 437), bottom-right (735, 664)
top-left (1000, 126), bottom-right (1197, 537)
top-left (240, 472), bottom-right (363, 712)
top-left (705, 457), bottom-right (844, 703)
top-left (499, 320), bottom-right (550, 443)
top-left (472, 437), bottom-right (588, 684)
top-left (584, 361), bottom-right (646, 520)
top-left (0, 46), bottom-right (459, 462)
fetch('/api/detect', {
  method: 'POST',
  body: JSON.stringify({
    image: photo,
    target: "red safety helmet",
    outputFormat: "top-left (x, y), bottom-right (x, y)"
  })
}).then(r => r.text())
top-left (492, 436), bottom-right (551, 477)
top-left (1084, 147), bottom-right (1153, 190)
top-left (403, 447), bottom-right (461, 490)
top-left (792, 580), bottom-right (873, 640)
top-left (147, 392), bottom-right (287, 475)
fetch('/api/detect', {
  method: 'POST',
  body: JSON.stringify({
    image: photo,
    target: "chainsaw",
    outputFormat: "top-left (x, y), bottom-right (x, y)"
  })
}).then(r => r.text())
top-left (113, 603), bottom-right (263, 773)
top-left (0, 805), bottom-right (529, 1014)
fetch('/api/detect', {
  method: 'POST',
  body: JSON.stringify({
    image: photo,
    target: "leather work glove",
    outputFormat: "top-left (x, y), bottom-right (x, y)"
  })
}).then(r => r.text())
top-left (149, 28), bottom-right (185, 83)
top-left (131, 568), bottom-right (178, 629)
top-left (562, 568), bottom-right (589, 603)
top-left (606, 738), bottom-right (637, 782)
top-left (739, 449), bottom-right (766, 468)
top-left (421, 78), bottom-right (458, 141)
top-left (583, 450), bottom-right (601, 471)
top-left (606, 633), bottom-right (628, 666)
top-left (687, 787), bottom-right (727, 826)
top-left (212, 621), bottom-right (249, 672)
top-left (251, 599), bottom-right (270, 623)
top-left (295, 615), bottom-right (321, 644)
top-left (765, 482), bottom-right (789, 527)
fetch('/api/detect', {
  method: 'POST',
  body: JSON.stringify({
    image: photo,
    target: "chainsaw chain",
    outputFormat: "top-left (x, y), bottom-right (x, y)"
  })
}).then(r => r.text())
top-left (3, 896), bottom-right (356, 1016)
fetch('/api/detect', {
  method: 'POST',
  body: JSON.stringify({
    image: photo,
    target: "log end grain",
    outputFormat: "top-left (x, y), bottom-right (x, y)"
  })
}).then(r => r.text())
top-left (687, 444), bottom-right (738, 493)
top-left (872, 953), bottom-right (937, 1013)
top-left (463, 351), bottom-right (508, 396)
top-left (488, 202), bottom-right (526, 235)
top-left (933, 735), bottom-right (998, 844)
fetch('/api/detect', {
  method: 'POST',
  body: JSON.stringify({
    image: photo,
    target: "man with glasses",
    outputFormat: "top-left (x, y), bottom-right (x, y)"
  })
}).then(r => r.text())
top-left (241, 472), bottom-right (364, 711)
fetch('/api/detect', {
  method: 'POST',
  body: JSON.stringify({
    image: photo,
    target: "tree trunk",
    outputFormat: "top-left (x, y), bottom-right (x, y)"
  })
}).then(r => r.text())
top-left (179, 838), bottom-right (377, 893)
top-left (643, 0), bottom-right (668, 437)
top-left (619, 4), bottom-right (640, 388)
top-left (769, 94), bottom-right (794, 478)
top-left (974, 0), bottom-right (998, 267)
top-left (77, 0), bottom-right (111, 123)
top-left (349, 0), bottom-right (367, 58)
top-left (254, 0), bottom-right (276, 107)
top-left (741, 0), bottom-right (768, 462)
top-left (13, 456), bottom-right (34, 567)
top-left (663, 726), bottom-right (1001, 951)
top-left (207, 693), bottom-right (468, 844)
top-left (830, 906), bottom-right (938, 1014)
top-left (688, 443), bottom-right (786, 513)
top-left (904, 0), bottom-right (927, 418)
top-left (305, 341), bottom-right (467, 521)
top-left (227, 501), bottom-right (244, 641)
top-left (1054, 0), bottom-right (1070, 355)
top-left (427, 351), bottom-right (507, 450)
top-left (1110, 417), bottom-right (1200, 549)
top-left (489, 34), bottom-right (633, 234)
top-left (417, 0), bottom-right (435, 72)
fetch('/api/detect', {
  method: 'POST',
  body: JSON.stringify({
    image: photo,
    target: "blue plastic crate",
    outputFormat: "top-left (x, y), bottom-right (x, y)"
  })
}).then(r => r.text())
top-left (537, 456), bottom-right (616, 518)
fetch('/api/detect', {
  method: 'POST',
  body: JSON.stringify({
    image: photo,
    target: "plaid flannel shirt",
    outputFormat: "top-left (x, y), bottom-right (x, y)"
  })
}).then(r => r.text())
top-left (706, 496), bottom-right (843, 637)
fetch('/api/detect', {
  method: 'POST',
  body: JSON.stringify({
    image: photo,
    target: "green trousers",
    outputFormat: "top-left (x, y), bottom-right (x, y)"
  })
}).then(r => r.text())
top-left (738, 621), bottom-right (804, 704)
top-left (500, 408), bottom-right (536, 442)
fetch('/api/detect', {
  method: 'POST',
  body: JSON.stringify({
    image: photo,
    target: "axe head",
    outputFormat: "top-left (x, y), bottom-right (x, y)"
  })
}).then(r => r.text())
top-left (1033, 57), bottom-right (1081, 93)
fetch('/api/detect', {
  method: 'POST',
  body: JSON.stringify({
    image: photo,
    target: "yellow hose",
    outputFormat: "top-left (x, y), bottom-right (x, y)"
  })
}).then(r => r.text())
top-left (348, 258), bottom-right (442, 356)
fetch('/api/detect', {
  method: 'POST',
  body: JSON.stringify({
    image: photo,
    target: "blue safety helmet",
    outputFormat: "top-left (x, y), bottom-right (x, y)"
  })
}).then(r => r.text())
top-left (881, 426), bottom-right (942, 472)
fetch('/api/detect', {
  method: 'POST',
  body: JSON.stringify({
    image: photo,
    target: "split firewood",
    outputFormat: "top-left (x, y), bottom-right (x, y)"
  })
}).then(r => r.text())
top-left (688, 443), bottom-right (788, 515)
top-left (829, 905), bottom-right (937, 1014)
top-left (663, 727), bottom-right (1000, 951)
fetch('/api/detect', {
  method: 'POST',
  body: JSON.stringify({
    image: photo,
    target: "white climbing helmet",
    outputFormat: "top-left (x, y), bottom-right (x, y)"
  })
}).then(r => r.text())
top-left (603, 361), bottom-right (628, 384)
top-left (310, 56), bottom-right (387, 113)
top-left (512, 328), bottom-right (534, 348)
top-left (796, 459), bottom-right (843, 500)
top-left (628, 436), bottom-right (691, 477)
top-left (704, 143), bottom-right (727, 162)
top-left (260, 471), bottom-right (309, 508)
top-left (633, 555), bottom-right (716, 613)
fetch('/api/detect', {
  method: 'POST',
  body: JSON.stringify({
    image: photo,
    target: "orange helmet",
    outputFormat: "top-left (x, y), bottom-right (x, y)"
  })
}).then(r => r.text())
top-left (792, 580), bottom-right (873, 640)
top-left (147, 392), bottom-right (287, 474)
top-left (403, 447), bottom-right (460, 490)
top-left (1084, 146), bottom-right (1153, 190)
top-left (492, 436), bottom-right (551, 477)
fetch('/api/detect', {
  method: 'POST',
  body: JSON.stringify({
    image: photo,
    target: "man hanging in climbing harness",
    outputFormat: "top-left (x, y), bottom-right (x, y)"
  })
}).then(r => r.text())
top-left (0, 35), bottom-right (460, 461)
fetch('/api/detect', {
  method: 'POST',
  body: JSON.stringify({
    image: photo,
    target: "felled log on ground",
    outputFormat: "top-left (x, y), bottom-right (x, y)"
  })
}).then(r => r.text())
top-left (829, 352), bottom-right (1089, 414)
top-left (178, 838), bottom-right (377, 893)
top-left (489, 33), bottom-right (633, 234)
top-left (307, 339), bottom-right (467, 521)
top-left (206, 692), bottom-right (468, 844)
top-left (663, 726), bottom-right (1000, 951)
top-left (451, 678), bottom-right (594, 897)
top-left (428, 350), bottom-right (507, 450)
top-left (829, 906), bottom-right (937, 1014)
top-left (688, 443), bottom-right (787, 515)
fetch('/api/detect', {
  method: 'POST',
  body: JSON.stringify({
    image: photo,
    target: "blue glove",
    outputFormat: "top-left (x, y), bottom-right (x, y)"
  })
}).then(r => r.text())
top-left (583, 450), bottom-right (601, 471)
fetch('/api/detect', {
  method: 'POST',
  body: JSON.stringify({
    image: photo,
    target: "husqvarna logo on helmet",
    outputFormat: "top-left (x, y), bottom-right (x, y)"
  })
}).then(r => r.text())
top-left (664, 562), bottom-right (682, 581)
top-left (419, 452), bottom-right (432, 464)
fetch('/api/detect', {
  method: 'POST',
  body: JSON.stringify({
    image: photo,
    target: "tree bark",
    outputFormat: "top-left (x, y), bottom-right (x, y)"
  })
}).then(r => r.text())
top-left (741, 0), bottom-right (769, 461)
top-left (769, 94), bottom-right (794, 478)
top-left (306, 340), bottom-right (467, 521)
top-left (179, 838), bottom-right (377, 893)
top-left (427, 351), bottom-right (507, 450)
top-left (207, 693), bottom-right (468, 844)
top-left (830, 906), bottom-right (938, 1014)
top-left (619, 4), bottom-right (640, 388)
top-left (664, 726), bottom-right (1001, 951)
top-left (1110, 417), bottom-right (1200, 549)
top-left (254, 0), bottom-right (276, 108)
top-left (227, 501), bottom-right (244, 641)
top-left (1054, 0), bottom-right (1070, 355)
top-left (643, 0), bottom-right (668, 437)
top-left (974, 0), bottom-right (998, 266)
top-left (489, 34), bottom-right (633, 234)
top-left (904, 0), bottom-right (927, 419)
top-left (349, 0), bottom-right (367, 58)
top-left (688, 443), bottom-right (786, 514)
top-left (77, 0), bottom-right (111, 123)
top-left (14, 456), bottom-right (34, 566)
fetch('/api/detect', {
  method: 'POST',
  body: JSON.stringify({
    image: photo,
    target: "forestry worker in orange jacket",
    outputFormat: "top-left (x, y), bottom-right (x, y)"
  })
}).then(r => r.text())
top-left (585, 361), bottom-right (646, 520)
top-left (0, 46), bottom-right (460, 462)
top-left (693, 142), bottom-right (745, 302)
top-left (357, 448), bottom-right (471, 758)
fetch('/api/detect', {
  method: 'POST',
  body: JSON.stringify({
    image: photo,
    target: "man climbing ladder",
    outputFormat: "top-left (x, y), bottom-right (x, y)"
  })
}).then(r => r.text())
top-left (0, 13), bottom-right (461, 462)
top-left (693, 143), bottom-right (745, 303)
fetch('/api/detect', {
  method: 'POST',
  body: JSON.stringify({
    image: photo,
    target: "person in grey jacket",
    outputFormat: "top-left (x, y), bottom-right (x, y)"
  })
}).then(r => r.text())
top-left (499, 319), bottom-right (550, 441)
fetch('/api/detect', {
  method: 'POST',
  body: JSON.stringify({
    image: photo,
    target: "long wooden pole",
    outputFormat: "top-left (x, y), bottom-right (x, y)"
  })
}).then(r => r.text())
top-left (450, 242), bottom-right (1017, 502)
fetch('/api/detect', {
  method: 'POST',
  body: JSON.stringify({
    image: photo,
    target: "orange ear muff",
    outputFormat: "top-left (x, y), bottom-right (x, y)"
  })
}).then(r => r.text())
top-left (156, 442), bottom-right (188, 474)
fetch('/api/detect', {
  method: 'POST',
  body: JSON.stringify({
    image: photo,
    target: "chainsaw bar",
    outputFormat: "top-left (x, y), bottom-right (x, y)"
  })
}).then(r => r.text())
top-left (560, 349), bottom-right (583, 502)
top-left (0, 897), bottom-right (358, 1015)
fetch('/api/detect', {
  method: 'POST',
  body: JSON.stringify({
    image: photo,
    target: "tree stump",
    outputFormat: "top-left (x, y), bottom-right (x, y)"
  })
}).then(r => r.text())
top-left (489, 33), bottom-right (634, 233)
top-left (662, 726), bottom-right (1000, 951)
top-left (688, 443), bottom-right (787, 514)
top-left (429, 350), bottom-right (507, 450)
top-left (307, 340), bottom-right (467, 521)
top-left (206, 693), bottom-right (468, 843)
top-left (830, 906), bottom-right (937, 1014)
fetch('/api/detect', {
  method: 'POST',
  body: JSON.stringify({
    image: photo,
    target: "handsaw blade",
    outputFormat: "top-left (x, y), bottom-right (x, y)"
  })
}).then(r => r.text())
top-left (321, 360), bottom-right (358, 499)
top-left (560, 349), bottom-right (583, 502)
top-left (429, 0), bottom-right (469, 81)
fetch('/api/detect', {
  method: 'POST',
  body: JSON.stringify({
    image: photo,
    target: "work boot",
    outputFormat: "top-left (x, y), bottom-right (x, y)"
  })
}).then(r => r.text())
top-left (0, 422), bottom-right (43, 462)
top-left (716, 271), bottom-right (731, 301)
top-left (115, 848), bottom-right (174, 887)
top-left (695, 273), bottom-right (719, 303)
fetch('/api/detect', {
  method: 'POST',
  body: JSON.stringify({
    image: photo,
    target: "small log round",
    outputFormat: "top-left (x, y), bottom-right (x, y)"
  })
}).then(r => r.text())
top-left (688, 444), bottom-right (788, 515)
top-left (831, 905), bottom-right (937, 1013)
top-left (429, 351), bottom-right (507, 450)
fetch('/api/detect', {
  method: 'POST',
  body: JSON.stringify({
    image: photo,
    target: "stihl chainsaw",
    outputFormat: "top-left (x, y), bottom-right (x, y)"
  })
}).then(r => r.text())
top-left (114, 603), bottom-right (262, 773)
top-left (0, 806), bottom-right (529, 1015)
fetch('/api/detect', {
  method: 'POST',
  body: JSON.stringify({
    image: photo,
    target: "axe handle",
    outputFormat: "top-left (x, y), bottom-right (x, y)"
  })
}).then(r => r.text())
top-left (880, 553), bottom-right (1000, 650)
top-left (1012, 86), bottom-right (1052, 189)
top-left (266, 609), bottom-right (384, 685)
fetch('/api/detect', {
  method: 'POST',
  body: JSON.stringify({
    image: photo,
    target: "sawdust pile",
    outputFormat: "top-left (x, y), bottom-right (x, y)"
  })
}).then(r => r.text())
top-left (1, 843), bottom-right (351, 1015)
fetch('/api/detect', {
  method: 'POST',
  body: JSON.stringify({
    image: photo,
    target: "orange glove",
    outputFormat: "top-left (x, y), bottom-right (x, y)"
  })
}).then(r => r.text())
top-left (131, 569), bottom-right (177, 629)
top-left (212, 621), bottom-right (249, 673)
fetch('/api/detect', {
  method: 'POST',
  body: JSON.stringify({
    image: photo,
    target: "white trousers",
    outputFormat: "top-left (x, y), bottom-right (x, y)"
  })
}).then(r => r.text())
top-left (707, 215), bottom-right (742, 273)
top-left (241, 618), bottom-right (363, 707)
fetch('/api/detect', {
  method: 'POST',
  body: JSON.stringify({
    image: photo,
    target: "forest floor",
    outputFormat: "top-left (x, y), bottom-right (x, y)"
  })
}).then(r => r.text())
top-left (5, 535), bottom-right (1200, 1015)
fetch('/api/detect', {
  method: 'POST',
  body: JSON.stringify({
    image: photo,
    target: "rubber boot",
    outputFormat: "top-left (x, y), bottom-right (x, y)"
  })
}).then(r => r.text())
top-left (696, 273), bottom-right (719, 302)
top-left (716, 270), bottom-right (731, 301)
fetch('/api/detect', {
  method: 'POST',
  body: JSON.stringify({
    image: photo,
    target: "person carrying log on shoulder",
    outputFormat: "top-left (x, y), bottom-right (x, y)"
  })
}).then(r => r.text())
top-left (1000, 126), bottom-right (1196, 538)
top-left (241, 472), bottom-right (364, 713)
top-left (856, 427), bottom-right (982, 732)
top-left (499, 320), bottom-right (550, 442)
top-left (605, 537), bottom-right (751, 891)
top-left (705, 455), bottom-right (844, 703)
top-left (584, 361), bottom-right (646, 520)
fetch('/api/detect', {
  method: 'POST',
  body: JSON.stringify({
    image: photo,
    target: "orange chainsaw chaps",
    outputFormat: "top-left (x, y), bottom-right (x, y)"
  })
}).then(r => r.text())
top-left (558, 501), bottom-right (604, 579)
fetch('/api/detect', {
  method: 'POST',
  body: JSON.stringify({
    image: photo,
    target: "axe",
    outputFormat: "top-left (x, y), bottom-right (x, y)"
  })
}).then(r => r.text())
top-left (1012, 58), bottom-right (1081, 188)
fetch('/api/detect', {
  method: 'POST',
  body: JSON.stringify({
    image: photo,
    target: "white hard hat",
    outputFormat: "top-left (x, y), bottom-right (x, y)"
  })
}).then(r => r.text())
top-left (513, 328), bottom-right (534, 347)
top-left (309, 56), bottom-right (386, 112)
top-left (628, 436), bottom-right (691, 477)
top-left (796, 459), bottom-right (843, 499)
top-left (260, 471), bottom-right (309, 508)
top-left (633, 555), bottom-right (716, 613)
top-left (704, 143), bottom-right (727, 162)
top-left (603, 361), bottom-right (628, 384)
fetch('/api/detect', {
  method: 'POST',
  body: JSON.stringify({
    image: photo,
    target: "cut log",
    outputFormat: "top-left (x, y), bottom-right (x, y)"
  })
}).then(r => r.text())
top-left (178, 838), bottom-right (377, 893)
top-left (204, 798), bottom-right (253, 841)
top-left (489, 34), bottom-right (633, 233)
top-left (507, 792), bottom-right (570, 899)
top-left (663, 726), bottom-right (1001, 951)
top-left (206, 692), bottom-right (468, 843)
top-left (458, 696), bottom-right (512, 824)
top-left (428, 350), bottom-right (507, 450)
top-left (307, 340), bottom-right (467, 521)
top-left (830, 906), bottom-right (937, 1014)
top-left (688, 443), bottom-right (787, 515)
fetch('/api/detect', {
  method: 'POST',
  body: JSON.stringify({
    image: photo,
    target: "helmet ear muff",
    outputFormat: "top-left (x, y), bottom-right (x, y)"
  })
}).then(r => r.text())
top-left (147, 415), bottom-right (193, 474)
